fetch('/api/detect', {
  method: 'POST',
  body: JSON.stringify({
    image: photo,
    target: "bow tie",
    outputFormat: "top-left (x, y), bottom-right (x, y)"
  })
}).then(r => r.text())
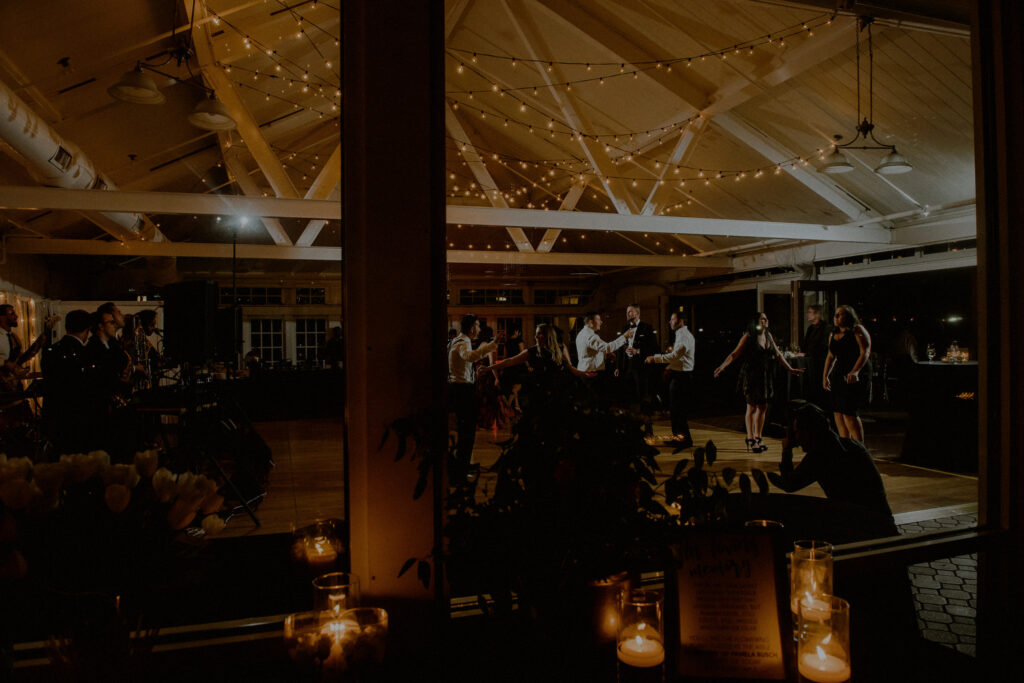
top-left (629, 322), bottom-right (637, 328)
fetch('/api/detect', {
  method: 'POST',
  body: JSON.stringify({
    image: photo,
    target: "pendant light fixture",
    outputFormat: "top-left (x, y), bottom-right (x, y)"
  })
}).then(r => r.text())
top-left (108, 64), bottom-right (166, 105)
top-left (820, 17), bottom-right (912, 176)
top-left (187, 95), bottom-right (237, 131)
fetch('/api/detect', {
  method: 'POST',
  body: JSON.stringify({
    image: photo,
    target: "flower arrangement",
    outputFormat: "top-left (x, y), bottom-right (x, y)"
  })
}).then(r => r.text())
top-left (0, 450), bottom-right (227, 587)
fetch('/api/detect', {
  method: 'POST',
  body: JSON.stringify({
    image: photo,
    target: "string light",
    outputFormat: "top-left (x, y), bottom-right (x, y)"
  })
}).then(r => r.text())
top-left (446, 12), bottom-right (834, 95)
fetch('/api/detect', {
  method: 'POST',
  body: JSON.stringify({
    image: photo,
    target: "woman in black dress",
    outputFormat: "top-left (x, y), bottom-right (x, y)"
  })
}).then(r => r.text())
top-left (823, 305), bottom-right (872, 441)
top-left (714, 312), bottom-right (803, 452)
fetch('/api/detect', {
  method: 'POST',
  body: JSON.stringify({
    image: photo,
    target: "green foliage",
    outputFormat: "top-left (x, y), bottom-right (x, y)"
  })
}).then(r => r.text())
top-left (381, 371), bottom-right (770, 602)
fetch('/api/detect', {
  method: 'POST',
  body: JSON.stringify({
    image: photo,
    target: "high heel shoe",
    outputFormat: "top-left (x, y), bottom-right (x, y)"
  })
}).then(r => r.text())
top-left (745, 438), bottom-right (757, 452)
top-left (752, 437), bottom-right (768, 453)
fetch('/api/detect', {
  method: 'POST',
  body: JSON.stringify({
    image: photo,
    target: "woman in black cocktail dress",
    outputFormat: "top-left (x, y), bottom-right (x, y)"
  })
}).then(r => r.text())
top-left (714, 312), bottom-right (803, 453)
top-left (823, 305), bottom-right (873, 441)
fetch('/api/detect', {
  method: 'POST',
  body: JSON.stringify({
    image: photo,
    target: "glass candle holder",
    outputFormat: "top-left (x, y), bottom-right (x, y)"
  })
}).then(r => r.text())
top-left (617, 589), bottom-right (665, 683)
top-left (745, 519), bottom-right (784, 528)
top-left (790, 541), bottom-right (834, 626)
top-left (587, 571), bottom-right (632, 644)
top-left (313, 571), bottom-right (360, 620)
top-left (797, 596), bottom-right (850, 683)
top-left (318, 607), bottom-right (389, 678)
top-left (291, 519), bottom-right (345, 571)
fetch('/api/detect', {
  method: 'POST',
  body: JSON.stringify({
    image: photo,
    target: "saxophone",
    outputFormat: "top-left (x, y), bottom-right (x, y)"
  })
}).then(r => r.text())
top-left (133, 316), bottom-right (151, 391)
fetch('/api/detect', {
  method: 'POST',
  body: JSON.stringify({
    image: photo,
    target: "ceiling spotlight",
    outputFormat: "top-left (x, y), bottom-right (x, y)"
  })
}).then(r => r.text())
top-left (188, 96), bottom-right (236, 130)
top-left (108, 65), bottom-right (165, 105)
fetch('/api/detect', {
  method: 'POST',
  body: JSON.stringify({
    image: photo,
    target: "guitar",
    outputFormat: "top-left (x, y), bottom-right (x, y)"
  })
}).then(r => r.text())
top-left (1, 315), bottom-right (59, 391)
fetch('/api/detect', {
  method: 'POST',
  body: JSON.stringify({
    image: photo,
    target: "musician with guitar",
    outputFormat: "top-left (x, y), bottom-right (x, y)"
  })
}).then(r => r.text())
top-left (0, 304), bottom-right (58, 391)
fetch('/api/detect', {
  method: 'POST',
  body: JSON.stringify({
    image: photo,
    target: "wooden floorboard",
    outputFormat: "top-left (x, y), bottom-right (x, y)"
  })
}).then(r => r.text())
top-left (217, 417), bottom-right (345, 539)
top-left (217, 414), bottom-right (976, 538)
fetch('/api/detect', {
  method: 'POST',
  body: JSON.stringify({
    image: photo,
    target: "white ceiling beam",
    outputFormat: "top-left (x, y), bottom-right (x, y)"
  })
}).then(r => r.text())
top-left (447, 250), bottom-right (731, 268)
top-left (714, 113), bottom-right (877, 221)
top-left (186, 1), bottom-right (300, 200)
top-left (446, 105), bottom-right (534, 251)
top-left (447, 205), bottom-right (892, 243)
top-left (889, 209), bottom-right (976, 245)
top-left (500, 0), bottom-right (640, 215)
top-left (6, 237), bottom-right (339, 261)
top-left (0, 186), bottom-right (339, 219)
top-left (295, 143), bottom-right (341, 246)
top-left (537, 180), bottom-right (587, 252)
top-left (544, 2), bottom-right (882, 221)
top-left (295, 186), bottom-right (340, 247)
top-left (220, 134), bottom-right (292, 245)
top-left (641, 118), bottom-right (709, 216)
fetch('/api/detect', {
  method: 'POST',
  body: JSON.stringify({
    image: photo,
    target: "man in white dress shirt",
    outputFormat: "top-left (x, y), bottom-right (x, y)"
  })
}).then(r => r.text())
top-left (448, 314), bottom-right (504, 476)
top-left (646, 310), bottom-right (695, 448)
top-left (576, 311), bottom-right (633, 396)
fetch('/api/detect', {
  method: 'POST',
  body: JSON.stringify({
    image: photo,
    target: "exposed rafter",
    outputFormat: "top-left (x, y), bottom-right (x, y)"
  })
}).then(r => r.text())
top-left (295, 143), bottom-right (341, 247)
top-left (537, 180), bottom-right (587, 252)
top-left (6, 237), bottom-right (339, 260)
top-left (501, 0), bottom-right (640, 215)
top-left (446, 104), bottom-right (534, 250)
top-left (219, 133), bottom-right (293, 245)
top-left (447, 205), bottom-right (892, 243)
top-left (0, 186), bottom-right (340, 219)
top-left (447, 249), bottom-right (730, 268)
top-left (641, 118), bottom-right (708, 217)
top-left (185, 1), bottom-right (300, 200)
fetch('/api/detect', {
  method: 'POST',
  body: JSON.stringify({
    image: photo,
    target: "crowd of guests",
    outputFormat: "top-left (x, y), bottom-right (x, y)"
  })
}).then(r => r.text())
top-left (447, 302), bottom-right (879, 480)
top-left (38, 303), bottom-right (161, 456)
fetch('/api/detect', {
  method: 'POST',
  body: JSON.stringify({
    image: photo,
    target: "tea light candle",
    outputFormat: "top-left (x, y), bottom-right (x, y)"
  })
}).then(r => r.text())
top-left (798, 593), bottom-right (831, 622)
top-left (617, 633), bottom-right (665, 668)
top-left (798, 646), bottom-right (850, 683)
top-left (305, 535), bottom-right (338, 569)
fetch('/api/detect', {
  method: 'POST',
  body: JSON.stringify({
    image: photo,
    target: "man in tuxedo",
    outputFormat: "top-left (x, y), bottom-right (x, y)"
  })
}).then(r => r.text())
top-left (802, 305), bottom-right (832, 410)
top-left (617, 304), bottom-right (659, 435)
top-left (42, 309), bottom-right (93, 454)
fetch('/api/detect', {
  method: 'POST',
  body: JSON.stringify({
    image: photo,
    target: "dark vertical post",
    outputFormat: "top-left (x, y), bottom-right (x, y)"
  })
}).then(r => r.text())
top-left (972, 0), bottom-right (1024, 673)
top-left (343, 0), bottom-right (445, 675)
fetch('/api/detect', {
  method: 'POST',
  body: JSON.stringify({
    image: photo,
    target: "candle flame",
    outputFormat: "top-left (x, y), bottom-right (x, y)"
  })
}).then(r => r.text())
top-left (321, 620), bottom-right (347, 638)
top-left (637, 623), bottom-right (646, 631)
top-left (822, 633), bottom-right (832, 645)
top-left (816, 645), bottom-right (826, 662)
top-left (634, 635), bottom-right (644, 647)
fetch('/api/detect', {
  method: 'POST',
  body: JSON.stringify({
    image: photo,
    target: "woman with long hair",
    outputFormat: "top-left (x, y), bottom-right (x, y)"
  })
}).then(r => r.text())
top-left (823, 304), bottom-right (872, 441)
top-left (488, 323), bottom-right (593, 378)
top-left (714, 312), bottom-right (803, 453)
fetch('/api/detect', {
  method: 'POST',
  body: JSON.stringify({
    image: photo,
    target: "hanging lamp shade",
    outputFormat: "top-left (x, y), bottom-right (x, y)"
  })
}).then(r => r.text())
top-left (875, 149), bottom-right (913, 175)
top-left (188, 97), bottom-right (236, 130)
top-left (820, 149), bottom-right (854, 174)
top-left (108, 66), bottom-right (165, 105)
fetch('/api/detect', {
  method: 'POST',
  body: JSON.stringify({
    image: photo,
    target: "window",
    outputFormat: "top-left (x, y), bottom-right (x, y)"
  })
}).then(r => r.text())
top-left (458, 288), bottom-right (524, 305)
top-left (250, 319), bottom-right (283, 362)
top-left (221, 287), bottom-right (283, 305)
top-left (534, 288), bottom-right (591, 305)
top-left (297, 287), bottom-right (327, 304)
top-left (296, 318), bottom-right (327, 362)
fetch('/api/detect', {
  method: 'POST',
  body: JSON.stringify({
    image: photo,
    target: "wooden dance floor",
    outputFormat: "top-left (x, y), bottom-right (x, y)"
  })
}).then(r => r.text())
top-left (215, 415), bottom-right (976, 539)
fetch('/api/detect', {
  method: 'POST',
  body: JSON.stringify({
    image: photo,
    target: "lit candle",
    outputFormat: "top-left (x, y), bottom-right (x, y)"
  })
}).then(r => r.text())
top-left (797, 593), bottom-right (831, 622)
top-left (305, 535), bottom-right (338, 569)
top-left (320, 619), bottom-right (348, 640)
top-left (798, 645), bottom-right (850, 683)
top-left (617, 633), bottom-right (665, 668)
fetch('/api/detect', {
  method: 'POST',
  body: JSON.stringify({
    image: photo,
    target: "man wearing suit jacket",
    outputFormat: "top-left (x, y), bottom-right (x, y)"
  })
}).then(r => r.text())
top-left (617, 304), bottom-right (659, 435)
top-left (42, 309), bottom-right (93, 454)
